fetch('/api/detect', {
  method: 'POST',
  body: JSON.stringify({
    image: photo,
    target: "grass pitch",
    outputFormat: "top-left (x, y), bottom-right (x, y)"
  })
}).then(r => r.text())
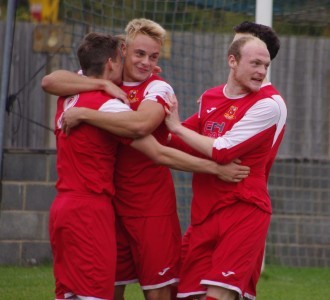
top-left (0, 264), bottom-right (329, 299)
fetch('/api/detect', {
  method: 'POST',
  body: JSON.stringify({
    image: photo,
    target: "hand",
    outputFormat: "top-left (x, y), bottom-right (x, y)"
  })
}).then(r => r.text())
top-left (165, 94), bottom-right (181, 133)
top-left (153, 65), bottom-right (162, 74)
top-left (104, 81), bottom-right (128, 105)
top-left (216, 159), bottom-right (250, 182)
top-left (61, 107), bottom-right (84, 135)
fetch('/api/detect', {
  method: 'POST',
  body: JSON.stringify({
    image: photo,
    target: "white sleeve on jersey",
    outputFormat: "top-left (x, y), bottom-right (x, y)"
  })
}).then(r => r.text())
top-left (99, 99), bottom-right (132, 113)
top-left (213, 98), bottom-right (281, 150)
top-left (142, 80), bottom-right (174, 104)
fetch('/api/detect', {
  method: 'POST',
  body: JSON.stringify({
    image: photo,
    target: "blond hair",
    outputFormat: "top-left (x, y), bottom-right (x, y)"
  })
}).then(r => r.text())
top-left (125, 18), bottom-right (166, 46)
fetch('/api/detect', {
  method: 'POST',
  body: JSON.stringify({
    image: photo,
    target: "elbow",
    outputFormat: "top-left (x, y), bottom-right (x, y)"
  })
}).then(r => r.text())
top-left (41, 75), bottom-right (56, 94)
top-left (130, 124), bottom-right (154, 138)
top-left (145, 147), bottom-right (168, 166)
top-left (132, 129), bottom-right (148, 139)
top-left (135, 130), bottom-right (149, 138)
top-left (152, 154), bottom-right (167, 166)
top-left (41, 75), bottom-right (51, 92)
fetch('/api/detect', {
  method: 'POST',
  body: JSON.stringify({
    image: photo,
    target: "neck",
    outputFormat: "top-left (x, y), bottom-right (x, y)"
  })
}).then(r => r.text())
top-left (224, 82), bottom-right (249, 98)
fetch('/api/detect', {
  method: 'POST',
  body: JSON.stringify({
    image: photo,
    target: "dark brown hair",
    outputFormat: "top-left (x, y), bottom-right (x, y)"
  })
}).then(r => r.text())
top-left (77, 32), bottom-right (120, 76)
top-left (234, 21), bottom-right (280, 60)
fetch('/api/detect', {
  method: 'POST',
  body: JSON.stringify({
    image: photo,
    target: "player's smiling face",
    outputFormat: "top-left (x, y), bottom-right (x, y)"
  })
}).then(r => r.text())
top-left (123, 33), bottom-right (161, 82)
top-left (232, 39), bottom-right (270, 93)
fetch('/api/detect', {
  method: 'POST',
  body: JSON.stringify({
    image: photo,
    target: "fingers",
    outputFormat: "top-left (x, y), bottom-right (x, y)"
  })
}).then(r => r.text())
top-left (61, 122), bottom-right (69, 135)
top-left (65, 126), bottom-right (70, 135)
top-left (168, 93), bottom-right (178, 105)
top-left (224, 170), bottom-right (249, 183)
top-left (153, 66), bottom-right (162, 74)
top-left (166, 93), bottom-right (175, 107)
top-left (233, 171), bottom-right (249, 181)
top-left (233, 158), bottom-right (242, 164)
top-left (119, 93), bottom-right (129, 105)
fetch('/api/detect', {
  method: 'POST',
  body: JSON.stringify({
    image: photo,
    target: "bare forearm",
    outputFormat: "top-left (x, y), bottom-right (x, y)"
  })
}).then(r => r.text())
top-left (131, 136), bottom-right (249, 181)
top-left (157, 147), bottom-right (220, 174)
top-left (153, 146), bottom-right (250, 182)
top-left (132, 136), bottom-right (218, 173)
top-left (171, 125), bottom-right (214, 158)
top-left (78, 108), bottom-right (145, 138)
top-left (41, 70), bottom-right (108, 96)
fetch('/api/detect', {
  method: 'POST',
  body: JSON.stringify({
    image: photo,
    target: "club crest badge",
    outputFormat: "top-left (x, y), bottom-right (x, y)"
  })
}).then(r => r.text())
top-left (128, 90), bottom-right (139, 103)
top-left (224, 105), bottom-right (238, 120)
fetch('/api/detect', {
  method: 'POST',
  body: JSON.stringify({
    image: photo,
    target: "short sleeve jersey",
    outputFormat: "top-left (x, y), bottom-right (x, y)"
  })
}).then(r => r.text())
top-left (114, 74), bottom-right (177, 217)
top-left (55, 91), bottom-right (131, 197)
top-left (183, 83), bottom-right (287, 225)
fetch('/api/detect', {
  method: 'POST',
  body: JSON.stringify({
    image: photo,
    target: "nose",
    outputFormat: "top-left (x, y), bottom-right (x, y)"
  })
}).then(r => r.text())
top-left (141, 55), bottom-right (150, 65)
top-left (258, 64), bottom-right (268, 76)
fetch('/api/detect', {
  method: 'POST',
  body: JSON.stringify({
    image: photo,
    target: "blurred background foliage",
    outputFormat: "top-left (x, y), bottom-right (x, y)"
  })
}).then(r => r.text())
top-left (0, 0), bottom-right (329, 36)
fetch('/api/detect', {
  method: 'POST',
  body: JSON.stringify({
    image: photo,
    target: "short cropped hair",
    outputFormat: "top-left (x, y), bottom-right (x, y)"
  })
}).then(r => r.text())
top-left (233, 21), bottom-right (280, 60)
top-left (77, 32), bottom-right (120, 76)
top-left (228, 36), bottom-right (261, 62)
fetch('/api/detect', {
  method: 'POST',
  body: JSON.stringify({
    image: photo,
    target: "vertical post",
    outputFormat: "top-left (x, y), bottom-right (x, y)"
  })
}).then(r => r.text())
top-left (256, 0), bottom-right (273, 80)
top-left (0, 0), bottom-right (17, 186)
top-left (255, 0), bottom-right (274, 272)
top-left (256, 0), bottom-right (273, 26)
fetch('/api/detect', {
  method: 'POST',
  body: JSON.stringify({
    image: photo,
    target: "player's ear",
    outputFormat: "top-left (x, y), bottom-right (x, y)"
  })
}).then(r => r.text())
top-left (228, 54), bottom-right (237, 68)
top-left (121, 42), bottom-right (127, 57)
top-left (106, 57), bottom-right (113, 71)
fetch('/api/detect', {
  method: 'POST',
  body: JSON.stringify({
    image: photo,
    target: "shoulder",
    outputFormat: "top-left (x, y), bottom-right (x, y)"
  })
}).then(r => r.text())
top-left (201, 85), bottom-right (225, 102)
top-left (205, 84), bottom-right (224, 94)
top-left (261, 82), bottom-right (280, 95)
top-left (99, 99), bottom-right (131, 113)
top-left (146, 76), bottom-right (174, 93)
top-left (256, 85), bottom-right (287, 115)
top-left (250, 97), bottom-right (283, 121)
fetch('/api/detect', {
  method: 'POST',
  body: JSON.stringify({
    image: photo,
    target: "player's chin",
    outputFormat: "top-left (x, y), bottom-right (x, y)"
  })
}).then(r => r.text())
top-left (135, 69), bottom-right (152, 81)
top-left (250, 82), bottom-right (262, 92)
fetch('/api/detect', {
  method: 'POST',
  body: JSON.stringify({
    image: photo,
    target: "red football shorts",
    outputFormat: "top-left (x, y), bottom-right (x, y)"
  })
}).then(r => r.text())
top-left (115, 213), bottom-right (181, 290)
top-left (177, 201), bottom-right (271, 299)
top-left (49, 192), bottom-right (116, 299)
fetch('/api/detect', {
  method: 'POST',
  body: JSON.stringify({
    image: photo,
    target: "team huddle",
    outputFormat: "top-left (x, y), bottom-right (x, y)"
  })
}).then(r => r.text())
top-left (42, 18), bottom-right (287, 300)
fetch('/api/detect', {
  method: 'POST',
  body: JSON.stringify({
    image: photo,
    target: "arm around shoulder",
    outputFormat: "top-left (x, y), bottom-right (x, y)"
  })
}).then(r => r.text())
top-left (41, 70), bottom-right (109, 96)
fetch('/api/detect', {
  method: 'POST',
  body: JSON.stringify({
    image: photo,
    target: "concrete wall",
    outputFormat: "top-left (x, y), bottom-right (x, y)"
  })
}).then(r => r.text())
top-left (1, 150), bottom-right (329, 267)
top-left (267, 159), bottom-right (330, 267)
top-left (0, 149), bottom-right (56, 265)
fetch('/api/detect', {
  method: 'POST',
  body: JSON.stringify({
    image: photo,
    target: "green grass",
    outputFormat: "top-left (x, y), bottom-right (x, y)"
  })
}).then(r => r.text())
top-left (0, 264), bottom-right (329, 299)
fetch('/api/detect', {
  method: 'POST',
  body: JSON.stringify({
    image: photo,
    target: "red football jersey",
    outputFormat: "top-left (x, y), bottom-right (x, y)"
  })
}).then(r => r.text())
top-left (182, 83), bottom-right (287, 225)
top-left (114, 74), bottom-right (177, 217)
top-left (55, 91), bottom-right (131, 197)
